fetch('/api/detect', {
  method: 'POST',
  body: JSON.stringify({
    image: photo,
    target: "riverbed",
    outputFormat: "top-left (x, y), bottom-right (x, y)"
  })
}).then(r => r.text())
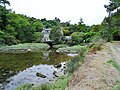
top-left (0, 50), bottom-right (72, 90)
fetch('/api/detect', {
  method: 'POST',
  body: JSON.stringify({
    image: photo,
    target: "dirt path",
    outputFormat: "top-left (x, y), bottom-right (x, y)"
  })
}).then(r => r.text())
top-left (66, 42), bottom-right (120, 90)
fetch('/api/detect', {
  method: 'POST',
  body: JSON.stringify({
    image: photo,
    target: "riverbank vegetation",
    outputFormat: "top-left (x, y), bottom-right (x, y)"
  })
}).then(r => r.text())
top-left (0, 43), bottom-right (50, 53)
top-left (56, 45), bottom-right (87, 54)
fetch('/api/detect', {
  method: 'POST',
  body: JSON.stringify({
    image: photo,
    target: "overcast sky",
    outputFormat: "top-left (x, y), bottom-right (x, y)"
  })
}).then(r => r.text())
top-left (8, 0), bottom-right (110, 26)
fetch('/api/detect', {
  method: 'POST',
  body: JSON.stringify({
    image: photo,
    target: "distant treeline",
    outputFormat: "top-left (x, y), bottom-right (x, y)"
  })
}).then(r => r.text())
top-left (0, 0), bottom-right (120, 45)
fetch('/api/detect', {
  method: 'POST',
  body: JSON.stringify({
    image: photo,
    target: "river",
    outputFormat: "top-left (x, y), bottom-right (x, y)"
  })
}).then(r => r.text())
top-left (0, 50), bottom-right (72, 90)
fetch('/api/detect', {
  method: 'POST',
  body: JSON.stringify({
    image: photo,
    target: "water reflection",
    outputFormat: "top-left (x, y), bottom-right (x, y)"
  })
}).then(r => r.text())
top-left (0, 50), bottom-right (71, 90)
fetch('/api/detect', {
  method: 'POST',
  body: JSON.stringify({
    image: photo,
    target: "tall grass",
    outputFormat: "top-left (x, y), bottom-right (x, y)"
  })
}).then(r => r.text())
top-left (66, 46), bottom-right (88, 73)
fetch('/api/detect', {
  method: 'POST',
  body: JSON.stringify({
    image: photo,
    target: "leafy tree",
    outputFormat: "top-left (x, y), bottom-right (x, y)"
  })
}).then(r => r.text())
top-left (50, 26), bottom-right (63, 44)
top-left (33, 32), bottom-right (43, 42)
top-left (71, 32), bottom-right (84, 45)
top-left (62, 27), bottom-right (70, 36)
top-left (33, 21), bottom-right (44, 32)
top-left (0, 0), bottom-right (10, 6)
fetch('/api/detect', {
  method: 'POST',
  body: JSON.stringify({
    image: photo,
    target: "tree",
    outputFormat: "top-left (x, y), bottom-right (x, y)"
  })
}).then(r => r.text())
top-left (33, 21), bottom-right (44, 32)
top-left (71, 32), bottom-right (84, 45)
top-left (62, 27), bottom-right (70, 36)
top-left (50, 26), bottom-right (63, 44)
top-left (33, 32), bottom-right (43, 42)
top-left (104, 0), bottom-right (120, 12)
top-left (0, 0), bottom-right (10, 6)
top-left (103, 0), bottom-right (120, 41)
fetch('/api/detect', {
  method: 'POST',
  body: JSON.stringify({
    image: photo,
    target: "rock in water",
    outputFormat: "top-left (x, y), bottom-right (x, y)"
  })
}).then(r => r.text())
top-left (36, 72), bottom-right (46, 78)
top-left (53, 71), bottom-right (62, 77)
top-left (54, 63), bottom-right (62, 68)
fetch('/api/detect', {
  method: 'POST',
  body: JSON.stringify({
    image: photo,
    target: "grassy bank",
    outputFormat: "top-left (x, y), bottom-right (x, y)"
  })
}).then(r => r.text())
top-left (56, 45), bottom-right (87, 54)
top-left (0, 43), bottom-right (50, 53)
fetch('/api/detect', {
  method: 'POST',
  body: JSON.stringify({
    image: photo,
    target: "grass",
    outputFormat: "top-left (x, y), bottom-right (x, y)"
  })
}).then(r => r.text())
top-left (56, 45), bottom-right (87, 54)
top-left (0, 43), bottom-right (50, 53)
top-left (16, 75), bottom-right (71, 90)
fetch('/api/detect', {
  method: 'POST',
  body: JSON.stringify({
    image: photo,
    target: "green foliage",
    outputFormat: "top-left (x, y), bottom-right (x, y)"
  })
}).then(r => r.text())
top-left (100, 9), bottom-right (120, 41)
top-left (50, 26), bottom-right (63, 44)
top-left (71, 32), bottom-right (84, 45)
top-left (33, 32), bottom-right (43, 43)
top-left (104, 0), bottom-right (120, 12)
top-left (62, 27), bottom-right (70, 36)
top-left (33, 21), bottom-right (44, 32)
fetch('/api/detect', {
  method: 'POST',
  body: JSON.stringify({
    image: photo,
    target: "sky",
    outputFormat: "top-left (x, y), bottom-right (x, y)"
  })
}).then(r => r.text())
top-left (8, 0), bottom-right (110, 26)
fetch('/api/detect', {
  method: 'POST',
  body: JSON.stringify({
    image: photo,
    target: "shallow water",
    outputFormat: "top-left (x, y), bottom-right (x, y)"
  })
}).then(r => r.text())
top-left (0, 50), bottom-right (71, 90)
